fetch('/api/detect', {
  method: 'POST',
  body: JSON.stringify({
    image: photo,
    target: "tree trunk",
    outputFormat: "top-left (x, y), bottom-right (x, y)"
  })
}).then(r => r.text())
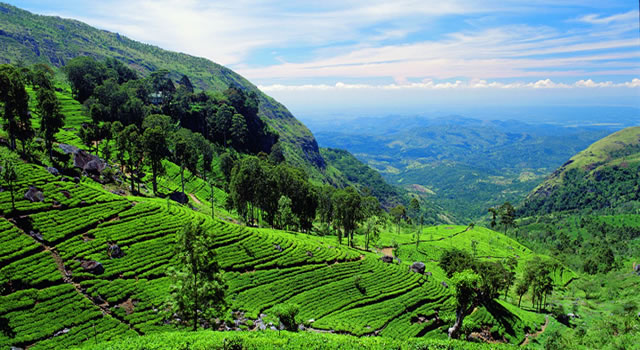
top-left (180, 166), bottom-right (185, 195)
top-left (448, 307), bottom-right (467, 339)
top-left (152, 168), bottom-right (158, 194)
top-left (9, 184), bottom-right (15, 211)
top-left (518, 294), bottom-right (523, 308)
top-left (130, 172), bottom-right (135, 193)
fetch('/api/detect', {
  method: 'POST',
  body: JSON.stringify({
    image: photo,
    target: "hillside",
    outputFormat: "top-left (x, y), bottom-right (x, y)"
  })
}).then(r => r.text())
top-left (520, 127), bottom-right (640, 216)
top-left (0, 2), bottom-right (325, 174)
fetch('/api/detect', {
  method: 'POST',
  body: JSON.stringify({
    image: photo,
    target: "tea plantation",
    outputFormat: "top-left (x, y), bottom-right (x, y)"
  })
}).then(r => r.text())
top-left (0, 151), bottom-right (556, 349)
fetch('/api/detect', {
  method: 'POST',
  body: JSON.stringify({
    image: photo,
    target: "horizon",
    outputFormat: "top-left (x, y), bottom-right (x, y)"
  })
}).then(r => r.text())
top-left (4, 0), bottom-right (640, 119)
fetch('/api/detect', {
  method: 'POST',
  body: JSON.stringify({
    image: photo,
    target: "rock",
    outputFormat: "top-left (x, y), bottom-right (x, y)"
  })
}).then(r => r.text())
top-left (425, 272), bottom-right (433, 277)
top-left (80, 260), bottom-right (104, 275)
top-left (46, 167), bottom-right (59, 176)
top-left (73, 150), bottom-right (107, 174)
top-left (53, 328), bottom-right (70, 337)
top-left (308, 319), bottom-right (315, 323)
top-left (298, 324), bottom-right (306, 331)
top-left (168, 192), bottom-right (189, 204)
top-left (270, 326), bottom-right (277, 331)
top-left (274, 244), bottom-right (283, 252)
top-left (108, 244), bottom-right (124, 258)
top-left (58, 143), bottom-right (79, 155)
top-left (306, 251), bottom-right (314, 257)
top-left (567, 313), bottom-right (580, 319)
top-left (24, 186), bottom-right (44, 202)
top-left (410, 261), bottom-right (426, 274)
top-left (381, 255), bottom-right (393, 263)
top-left (29, 231), bottom-right (44, 242)
top-left (441, 281), bottom-right (449, 288)
top-left (60, 190), bottom-right (71, 199)
top-left (73, 177), bottom-right (80, 183)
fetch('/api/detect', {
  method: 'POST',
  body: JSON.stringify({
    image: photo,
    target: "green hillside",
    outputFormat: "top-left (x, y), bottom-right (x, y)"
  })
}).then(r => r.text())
top-left (0, 147), bottom-right (552, 349)
top-left (0, 2), bottom-right (325, 175)
top-left (520, 127), bottom-right (640, 216)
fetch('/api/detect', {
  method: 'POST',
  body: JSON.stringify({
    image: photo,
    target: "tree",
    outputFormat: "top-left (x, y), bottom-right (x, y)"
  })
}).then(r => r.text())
top-left (64, 56), bottom-right (107, 103)
top-left (408, 198), bottom-right (421, 223)
top-left (390, 204), bottom-right (406, 233)
top-left (178, 74), bottom-right (194, 93)
top-left (276, 195), bottom-right (296, 231)
top-left (438, 248), bottom-right (474, 278)
top-left (36, 87), bottom-right (64, 161)
top-left (488, 207), bottom-right (498, 230)
top-left (0, 64), bottom-right (31, 153)
top-left (121, 125), bottom-right (143, 192)
top-left (142, 127), bottom-right (168, 194)
top-left (1, 160), bottom-right (18, 211)
top-left (219, 152), bottom-right (235, 185)
top-left (166, 222), bottom-right (226, 331)
top-left (332, 187), bottom-right (363, 247)
top-left (499, 202), bottom-right (516, 234)
top-left (173, 129), bottom-right (198, 195)
top-left (360, 216), bottom-right (380, 251)
top-left (230, 113), bottom-right (248, 149)
top-left (269, 142), bottom-right (285, 164)
top-left (516, 279), bottom-right (529, 308)
top-left (503, 256), bottom-right (518, 300)
top-left (448, 270), bottom-right (482, 338)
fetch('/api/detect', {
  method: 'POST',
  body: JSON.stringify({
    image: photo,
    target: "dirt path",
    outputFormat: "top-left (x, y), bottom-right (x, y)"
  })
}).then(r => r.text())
top-left (188, 193), bottom-right (202, 205)
top-left (7, 217), bottom-right (143, 335)
top-left (520, 315), bottom-right (549, 346)
top-left (380, 247), bottom-right (393, 256)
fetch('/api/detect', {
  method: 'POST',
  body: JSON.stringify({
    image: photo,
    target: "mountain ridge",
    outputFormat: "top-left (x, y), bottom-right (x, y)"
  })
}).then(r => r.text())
top-left (0, 2), bottom-right (325, 173)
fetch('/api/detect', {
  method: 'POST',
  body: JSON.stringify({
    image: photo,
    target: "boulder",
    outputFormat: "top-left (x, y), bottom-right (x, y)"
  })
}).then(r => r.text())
top-left (60, 190), bottom-right (71, 199)
top-left (108, 244), bottom-right (124, 258)
top-left (168, 191), bottom-right (189, 204)
top-left (381, 255), bottom-right (393, 263)
top-left (46, 167), bottom-right (59, 176)
top-left (24, 186), bottom-right (44, 202)
top-left (274, 244), bottom-right (283, 252)
top-left (410, 261), bottom-right (426, 274)
top-left (80, 260), bottom-right (104, 275)
top-left (306, 251), bottom-right (314, 257)
top-left (441, 281), bottom-right (449, 288)
top-left (58, 143), bottom-right (79, 155)
top-left (73, 151), bottom-right (106, 174)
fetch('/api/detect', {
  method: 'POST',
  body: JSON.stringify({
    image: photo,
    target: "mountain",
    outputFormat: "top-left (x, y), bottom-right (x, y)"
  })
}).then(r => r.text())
top-left (519, 126), bottom-right (640, 216)
top-left (0, 2), bottom-right (324, 173)
top-left (310, 115), bottom-right (616, 222)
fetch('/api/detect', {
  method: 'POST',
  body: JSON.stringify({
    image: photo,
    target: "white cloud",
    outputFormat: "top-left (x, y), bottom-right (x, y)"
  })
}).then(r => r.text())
top-left (258, 78), bottom-right (640, 92)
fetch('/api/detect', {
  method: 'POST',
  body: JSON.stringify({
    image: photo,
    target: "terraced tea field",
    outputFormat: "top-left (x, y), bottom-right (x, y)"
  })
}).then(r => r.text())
top-left (0, 152), bottom-right (556, 349)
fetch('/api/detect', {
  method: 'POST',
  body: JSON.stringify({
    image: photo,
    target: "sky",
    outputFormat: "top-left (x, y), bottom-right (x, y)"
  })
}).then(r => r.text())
top-left (7, 0), bottom-right (640, 119)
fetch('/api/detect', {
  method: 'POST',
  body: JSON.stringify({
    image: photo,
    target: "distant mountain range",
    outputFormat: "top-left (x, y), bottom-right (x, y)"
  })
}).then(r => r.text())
top-left (309, 115), bottom-right (623, 221)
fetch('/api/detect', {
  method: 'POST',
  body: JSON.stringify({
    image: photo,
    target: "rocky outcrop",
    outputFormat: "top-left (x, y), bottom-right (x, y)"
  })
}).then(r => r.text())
top-left (381, 255), bottom-right (393, 263)
top-left (410, 261), bottom-right (426, 274)
top-left (80, 260), bottom-right (104, 274)
top-left (24, 186), bottom-right (44, 202)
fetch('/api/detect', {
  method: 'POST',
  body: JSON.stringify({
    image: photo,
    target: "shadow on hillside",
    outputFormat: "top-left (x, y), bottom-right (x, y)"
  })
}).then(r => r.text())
top-left (0, 316), bottom-right (15, 338)
top-left (485, 300), bottom-right (517, 338)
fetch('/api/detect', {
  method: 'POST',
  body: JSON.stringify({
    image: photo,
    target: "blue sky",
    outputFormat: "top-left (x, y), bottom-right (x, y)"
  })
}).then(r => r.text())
top-left (7, 0), bottom-right (640, 119)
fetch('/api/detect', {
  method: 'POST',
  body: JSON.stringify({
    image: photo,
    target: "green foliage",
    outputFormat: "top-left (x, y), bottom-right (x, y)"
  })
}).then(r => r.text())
top-left (166, 222), bottom-right (226, 331)
top-left (274, 303), bottom-right (299, 331)
top-left (0, 64), bottom-right (32, 152)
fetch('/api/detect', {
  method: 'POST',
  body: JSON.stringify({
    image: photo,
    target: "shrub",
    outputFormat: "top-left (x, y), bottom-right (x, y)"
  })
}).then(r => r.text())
top-left (274, 303), bottom-right (299, 331)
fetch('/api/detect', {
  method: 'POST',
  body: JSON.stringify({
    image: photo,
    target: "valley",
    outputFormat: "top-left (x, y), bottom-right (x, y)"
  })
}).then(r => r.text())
top-left (1, 2), bottom-right (639, 350)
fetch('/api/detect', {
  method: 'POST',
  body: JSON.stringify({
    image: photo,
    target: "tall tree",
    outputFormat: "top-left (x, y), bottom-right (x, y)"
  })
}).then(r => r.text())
top-left (36, 87), bottom-right (64, 161)
top-left (332, 187), bottom-right (363, 247)
top-left (390, 205), bottom-right (407, 233)
top-left (142, 114), bottom-right (172, 194)
top-left (487, 207), bottom-right (498, 230)
top-left (64, 56), bottom-right (107, 103)
top-left (1, 160), bottom-right (18, 211)
top-left (167, 222), bottom-right (226, 331)
top-left (499, 202), bottom-right (516, 234)
top-left (448, 270), bottom-right (482, 339)
top-left (173, 129), bottom-right (198, 195)
top-left (0, 64), bottom-right (31, 152)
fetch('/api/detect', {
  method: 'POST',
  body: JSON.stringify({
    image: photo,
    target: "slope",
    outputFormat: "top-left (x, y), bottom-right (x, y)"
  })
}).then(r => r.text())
top-left (520, 126), bottom-right (640, 216)
top-left (0, 2), bottom-right (325, 175)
